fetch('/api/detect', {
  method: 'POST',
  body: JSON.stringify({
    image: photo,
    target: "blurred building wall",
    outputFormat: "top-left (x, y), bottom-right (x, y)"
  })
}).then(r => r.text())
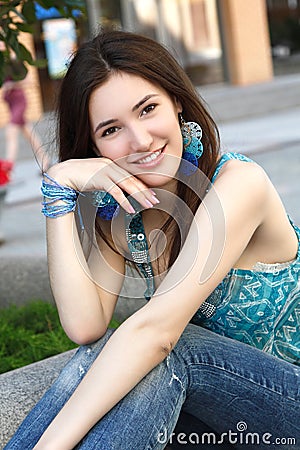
top-left (121, 0), bottom-right (273, 85)
top-left (219, 0), bottom-right (273, 85)
top-left (0, 0), bottom-right (275, 124)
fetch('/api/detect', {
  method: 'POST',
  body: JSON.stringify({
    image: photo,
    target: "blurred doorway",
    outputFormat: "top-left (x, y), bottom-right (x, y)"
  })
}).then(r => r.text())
top-left (267, 0), bottom-right (300, 76)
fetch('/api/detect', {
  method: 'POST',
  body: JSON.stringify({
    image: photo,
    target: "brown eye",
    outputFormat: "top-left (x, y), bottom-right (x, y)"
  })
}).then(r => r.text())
top-left (102, 126), bottom-right (120, 137)
top-left (141, 104), bottom-right (157, 116)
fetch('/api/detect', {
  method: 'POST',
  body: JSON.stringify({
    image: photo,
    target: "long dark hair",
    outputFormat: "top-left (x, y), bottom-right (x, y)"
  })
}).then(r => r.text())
top-left (57, 29), bottom-right (221, 270)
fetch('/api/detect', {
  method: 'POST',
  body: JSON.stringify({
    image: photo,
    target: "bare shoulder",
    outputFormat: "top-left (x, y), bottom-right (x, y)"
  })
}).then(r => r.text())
top-left (213, 158), bottom-right (298, 266)
top-left (216, 158), bottom-right (267, 182)
top-left (211, 158), bottom-right (270, 207)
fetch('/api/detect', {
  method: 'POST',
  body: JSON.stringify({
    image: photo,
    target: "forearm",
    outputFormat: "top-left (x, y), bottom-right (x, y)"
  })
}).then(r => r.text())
top-left (33, 316), bottom-right (169, 449)
top-left (46, 213), bottom-right (106, 342)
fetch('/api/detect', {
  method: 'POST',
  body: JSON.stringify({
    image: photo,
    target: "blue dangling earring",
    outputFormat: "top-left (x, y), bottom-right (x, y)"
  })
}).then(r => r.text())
top-left (92, 190), bottom-right (120, 221)
top-left (179, 113), bottom-right (203, 176)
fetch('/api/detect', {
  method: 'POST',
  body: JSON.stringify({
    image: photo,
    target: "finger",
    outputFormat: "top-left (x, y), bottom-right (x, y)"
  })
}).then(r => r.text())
top-left (111, 171), bottom-right (160, 209)
top-left (102, 182), bottom-right (136, 214)
top-left (100, 162), bottom-right (159, 209)
top-left (126, 175), bottom-right (159, 201)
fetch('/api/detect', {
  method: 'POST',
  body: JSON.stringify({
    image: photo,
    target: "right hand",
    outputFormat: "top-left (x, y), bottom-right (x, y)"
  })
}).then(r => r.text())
top-left (46, 157), bottom-right (159, 214)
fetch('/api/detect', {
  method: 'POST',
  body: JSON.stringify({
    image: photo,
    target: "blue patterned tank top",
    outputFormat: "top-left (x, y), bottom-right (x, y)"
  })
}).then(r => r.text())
top-left (125, 152), bottom-right (300, 365)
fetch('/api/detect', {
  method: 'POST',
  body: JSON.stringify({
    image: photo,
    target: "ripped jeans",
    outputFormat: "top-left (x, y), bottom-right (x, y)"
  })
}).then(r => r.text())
top-left (4, 324), bottom-right (300, 450)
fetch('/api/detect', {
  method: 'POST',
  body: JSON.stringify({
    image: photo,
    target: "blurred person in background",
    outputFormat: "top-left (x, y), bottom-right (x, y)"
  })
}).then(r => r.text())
top-left (0, 43), bottom-right (50, 245)
top-left (1, 57), bottom-right (50, 172)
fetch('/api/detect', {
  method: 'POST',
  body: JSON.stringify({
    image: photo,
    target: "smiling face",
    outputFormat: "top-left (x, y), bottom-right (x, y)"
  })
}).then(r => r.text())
top-left (89, 72), bottom-right (183, 187)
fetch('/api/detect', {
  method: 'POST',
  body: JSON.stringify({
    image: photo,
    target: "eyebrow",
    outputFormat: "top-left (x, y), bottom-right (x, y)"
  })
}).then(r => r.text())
top-left (93, 94), bottom-right (159, 134)
top-left (132, 94), bottom-right (159, 111)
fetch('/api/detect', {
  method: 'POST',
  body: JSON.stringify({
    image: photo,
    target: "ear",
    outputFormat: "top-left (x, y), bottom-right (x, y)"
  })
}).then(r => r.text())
top-left (94, 146), bottom-right (101, 157)
top-left (174, 97), bottom-right (183, 114)
top-left (90, 137), bottom-right (101, 157)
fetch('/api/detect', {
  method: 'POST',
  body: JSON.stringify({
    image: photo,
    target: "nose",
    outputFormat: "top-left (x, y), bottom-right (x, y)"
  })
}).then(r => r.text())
top-left (128, 123), bottom-right (153, 153)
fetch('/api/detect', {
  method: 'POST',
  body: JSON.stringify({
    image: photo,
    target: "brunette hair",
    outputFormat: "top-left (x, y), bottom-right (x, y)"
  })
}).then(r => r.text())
top-left (57, 29), bottom-right (221, 269)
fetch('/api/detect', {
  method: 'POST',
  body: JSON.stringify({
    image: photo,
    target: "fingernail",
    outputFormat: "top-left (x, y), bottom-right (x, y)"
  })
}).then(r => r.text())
top-left (145, 199), bottom-right (154, 208)
top-left (150, 189), bottom-right (157, 195)
top-left (152, 195), bottom-right (160, 204)
top-left (127, 204), bottom-right (135, 214)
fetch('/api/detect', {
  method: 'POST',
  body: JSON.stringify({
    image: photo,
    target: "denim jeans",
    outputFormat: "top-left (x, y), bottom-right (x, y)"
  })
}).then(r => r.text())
top-left (5, 324), bottom-right (300, 450)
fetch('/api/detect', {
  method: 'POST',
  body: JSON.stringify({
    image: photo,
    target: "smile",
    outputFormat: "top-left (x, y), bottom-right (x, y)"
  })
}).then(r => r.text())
top-left (137, 149), bottom-right (162, 164)
top-left (132, 145), bottom-right (166, 168)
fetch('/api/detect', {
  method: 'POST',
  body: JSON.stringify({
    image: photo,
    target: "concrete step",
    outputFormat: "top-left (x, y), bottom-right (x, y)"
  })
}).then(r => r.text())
top-left (199, 73), bottom-right (300, 123)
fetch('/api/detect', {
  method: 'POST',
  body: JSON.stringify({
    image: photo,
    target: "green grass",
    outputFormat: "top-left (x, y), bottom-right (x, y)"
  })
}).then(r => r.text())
top-left (0, 300), bottom-right (120, 374)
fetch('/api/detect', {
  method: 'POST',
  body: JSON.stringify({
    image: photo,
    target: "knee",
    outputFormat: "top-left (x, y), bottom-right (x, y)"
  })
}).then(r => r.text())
top-left (52, 329), bottom-right (115, 394)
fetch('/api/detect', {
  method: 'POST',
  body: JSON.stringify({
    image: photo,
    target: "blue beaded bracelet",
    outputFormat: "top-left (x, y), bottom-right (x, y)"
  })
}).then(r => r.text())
top-left (41, 173), bottom-right (80, 218)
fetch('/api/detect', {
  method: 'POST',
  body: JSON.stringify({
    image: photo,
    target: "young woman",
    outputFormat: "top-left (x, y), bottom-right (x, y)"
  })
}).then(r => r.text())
top-left (5, 30), bottom-right (299, 450)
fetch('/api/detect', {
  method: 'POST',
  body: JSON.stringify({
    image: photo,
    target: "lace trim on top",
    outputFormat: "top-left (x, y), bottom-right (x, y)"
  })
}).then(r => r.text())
top-left (252, 258), bottom-right (296, 273)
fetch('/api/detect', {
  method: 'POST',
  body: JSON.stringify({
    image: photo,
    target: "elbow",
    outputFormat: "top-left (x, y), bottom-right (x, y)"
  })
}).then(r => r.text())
top-left (65, 324), bottom-right (108, 346)
top-left (59, 311), bottom-right (110, 345)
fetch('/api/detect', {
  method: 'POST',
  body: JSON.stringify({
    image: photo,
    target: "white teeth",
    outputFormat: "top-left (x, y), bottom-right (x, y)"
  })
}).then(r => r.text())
top-left (137, 150), bottom-right (161, 164)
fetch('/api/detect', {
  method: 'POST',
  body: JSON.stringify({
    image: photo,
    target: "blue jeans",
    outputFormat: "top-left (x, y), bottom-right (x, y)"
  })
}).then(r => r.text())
top-left (5, 324), bottom-right (300, 449)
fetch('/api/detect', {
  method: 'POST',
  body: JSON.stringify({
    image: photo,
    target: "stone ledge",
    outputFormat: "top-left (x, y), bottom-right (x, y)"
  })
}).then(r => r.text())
top-left (0, 256), bottom-right (53, 307)
top-left (0, 350), bottom-right (76, 446)
top-left (0, 257), bottom-right (147, 322)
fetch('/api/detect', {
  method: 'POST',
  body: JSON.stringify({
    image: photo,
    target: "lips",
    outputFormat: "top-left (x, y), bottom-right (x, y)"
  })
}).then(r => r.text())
top-left (128, 145), bottom-right (166, 166)
top-left (136, 149), bottom-right (162, 164)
